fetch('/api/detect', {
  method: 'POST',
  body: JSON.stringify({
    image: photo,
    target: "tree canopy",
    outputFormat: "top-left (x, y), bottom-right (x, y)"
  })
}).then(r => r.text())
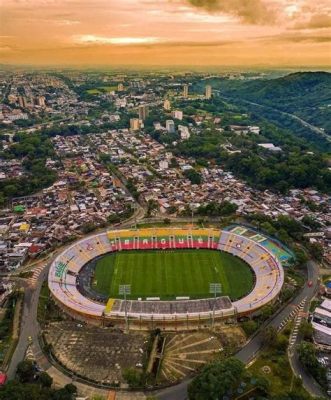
top-left (188, 358), bottom-right (245, 400)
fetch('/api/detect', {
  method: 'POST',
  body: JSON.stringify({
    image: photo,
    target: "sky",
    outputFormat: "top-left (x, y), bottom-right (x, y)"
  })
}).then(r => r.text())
top-left (0, 0), bottom-right (330, 66)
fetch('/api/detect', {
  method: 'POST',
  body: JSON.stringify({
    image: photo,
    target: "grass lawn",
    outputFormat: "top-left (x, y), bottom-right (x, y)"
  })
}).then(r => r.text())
top-left (92, 249), bottom-right (253, 300)
top-left (247, 343), bottom-right (312, 397)
top-left (86, 85), bottom-right (117, 94)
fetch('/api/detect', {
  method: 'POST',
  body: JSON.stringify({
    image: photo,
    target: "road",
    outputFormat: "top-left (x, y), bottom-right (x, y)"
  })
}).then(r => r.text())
top-left (288, 261), bottom-right (326, 398)
top-left (7, 267), bottom-right (48, 379)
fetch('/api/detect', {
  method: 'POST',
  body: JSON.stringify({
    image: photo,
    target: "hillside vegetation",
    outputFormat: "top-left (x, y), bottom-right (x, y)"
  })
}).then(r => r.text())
top-left (199, 72), bottom-right (331, 147)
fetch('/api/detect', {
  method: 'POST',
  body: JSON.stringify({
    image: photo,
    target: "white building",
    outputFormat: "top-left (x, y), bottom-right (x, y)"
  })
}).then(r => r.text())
top-left (248, 126), bottom-right (260, 134)
top-left (258, 143), bottom-right (282, 152)
top-left (178, 125), bottom-right (190, 140)
top-left (171, 110), bottom-right (183, 120)
top-left (166, 120), bottom-right (175, 134)
top-left (159, 160), bottom-right (168, 170)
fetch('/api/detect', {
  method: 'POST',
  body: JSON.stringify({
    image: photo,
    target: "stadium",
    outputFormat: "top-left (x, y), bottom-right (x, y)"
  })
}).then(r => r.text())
top-left (48, 228), bottom-right (284, 331)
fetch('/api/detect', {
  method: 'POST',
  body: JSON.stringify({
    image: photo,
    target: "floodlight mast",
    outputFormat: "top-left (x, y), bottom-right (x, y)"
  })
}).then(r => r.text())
top-left (119, 284), bottom-right (131, 332)
top-left (209, 282), bottom-right (222, 329)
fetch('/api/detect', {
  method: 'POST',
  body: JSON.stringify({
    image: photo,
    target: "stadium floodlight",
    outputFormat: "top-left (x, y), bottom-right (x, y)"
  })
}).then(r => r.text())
top-left (119, 284), bottom-right (131, 332)
top-left (209, 282), bottom-right (222, 329)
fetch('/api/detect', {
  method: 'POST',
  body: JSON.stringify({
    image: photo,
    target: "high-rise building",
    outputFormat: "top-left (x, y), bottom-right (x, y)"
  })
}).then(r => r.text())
top-left (183, 84), bottom-right (189, 98)
top-left (18, 96), bottom-right (24, 108)
top-left (36, 96), bottom-right (46, 107)
top-left (171, 110), bottom-right (183, 120)
top-left (166, 120), bottom-right (175, 134)
top-left (163, 99), bottom-right (171, 111)
top-left (205, 85), bottom-right (212, 99)
top-left (7, 94), bottom-right (17, 104)
top-left (130, 118), bottom-right (140, 131)
top-left (138, 105), bottom-right (149, 121)
top-left (18, 95), bottom-right (28, 108)
top-left (178, 125), bottom-right (190, 140)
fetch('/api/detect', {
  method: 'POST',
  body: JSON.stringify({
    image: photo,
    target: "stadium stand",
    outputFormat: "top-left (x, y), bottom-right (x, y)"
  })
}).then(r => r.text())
top-left (48, 228), bottom-right (284, 329)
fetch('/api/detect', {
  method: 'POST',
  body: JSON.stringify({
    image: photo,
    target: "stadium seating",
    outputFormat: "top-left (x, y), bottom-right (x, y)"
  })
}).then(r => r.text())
top-left (48, 228), bottom-right (284, 324)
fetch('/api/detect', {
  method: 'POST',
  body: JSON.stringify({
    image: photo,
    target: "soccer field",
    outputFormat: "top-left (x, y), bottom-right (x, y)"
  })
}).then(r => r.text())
top-left (92, 250), bottom-right (254, 301)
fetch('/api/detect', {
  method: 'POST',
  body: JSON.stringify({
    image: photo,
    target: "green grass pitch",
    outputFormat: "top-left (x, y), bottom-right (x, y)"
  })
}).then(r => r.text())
top-left (92, 249), bottom-right (254, 301)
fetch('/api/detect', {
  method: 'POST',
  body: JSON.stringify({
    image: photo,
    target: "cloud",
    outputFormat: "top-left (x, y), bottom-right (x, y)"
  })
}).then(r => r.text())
top-left (55, 19), bottom-right (80, 26)
top-left (185, 0), bottom-right (275, 24)
top-left (258, 32), bottom-right (331, 44)
top-left (292, 14), bottom-right (331, 30)
top-left (72, 35), bottom-right (163, 45)
top-left (0, 45), bottom-right (14, 53)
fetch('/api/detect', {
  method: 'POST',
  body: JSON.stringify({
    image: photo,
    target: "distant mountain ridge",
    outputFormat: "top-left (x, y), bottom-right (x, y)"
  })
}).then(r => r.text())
top-left (232, 71), bottom-right (330, 105)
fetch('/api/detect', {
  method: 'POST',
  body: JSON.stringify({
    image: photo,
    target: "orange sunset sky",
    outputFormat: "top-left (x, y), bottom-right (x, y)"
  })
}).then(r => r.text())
top-left (0, 0), bottom-right (330, 66)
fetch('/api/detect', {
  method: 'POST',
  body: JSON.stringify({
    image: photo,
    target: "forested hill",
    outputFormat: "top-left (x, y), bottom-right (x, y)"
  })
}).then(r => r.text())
top-left (204, 72), bottom-right (331, 140)
top-left (222, 71), bottom-right (330, 100)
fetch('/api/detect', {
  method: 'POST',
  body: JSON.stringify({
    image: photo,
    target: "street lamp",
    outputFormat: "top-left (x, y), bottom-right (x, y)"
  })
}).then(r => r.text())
top-left (209, 282), bottom-right (222, 329)
top-left (119, 284), bottom-right (131, 333)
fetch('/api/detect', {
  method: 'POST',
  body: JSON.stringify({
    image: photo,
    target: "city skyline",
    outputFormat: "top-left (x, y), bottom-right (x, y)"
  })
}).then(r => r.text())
top-left (1, 0), bottom-right (330, 66)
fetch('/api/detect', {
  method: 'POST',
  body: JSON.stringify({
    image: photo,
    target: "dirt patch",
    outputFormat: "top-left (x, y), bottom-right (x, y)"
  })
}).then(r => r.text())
top-left (44, 321), bottom-right (149, 386)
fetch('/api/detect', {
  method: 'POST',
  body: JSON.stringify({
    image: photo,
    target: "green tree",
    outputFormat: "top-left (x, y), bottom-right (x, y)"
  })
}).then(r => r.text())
top-left (38, 372), bottom-right (53, 388)
top-left (183, 169), bottom-right (202, 184)
top-left (298, 341), bottom-right (327, 388)
top-left (81, 222), bottom-right (97, 234)
top-left (262, 326), bottom-right (278, 348)
top-left (275, 334), bottom-right (289, 353)
top-left (122, 368), bottom-right (143, 388)
top-left (260, 221), bottom-right (277, 236)
top-left (241, 320), bottom-right (258, 336)
top-left (260, 304), bottom-right (274, 320)
top-left (301, 215), bottom-right (321, 230)
top-left (188, 358), bottom-right (245, 400)
top-left (299, 320), bottom-right (313, 341)
top-left (16, 360), bottom-right (35, 383)
top-left (146, 199), bottom-right (159, 217)
top-left (307, 242), bottom-right (323, 262)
